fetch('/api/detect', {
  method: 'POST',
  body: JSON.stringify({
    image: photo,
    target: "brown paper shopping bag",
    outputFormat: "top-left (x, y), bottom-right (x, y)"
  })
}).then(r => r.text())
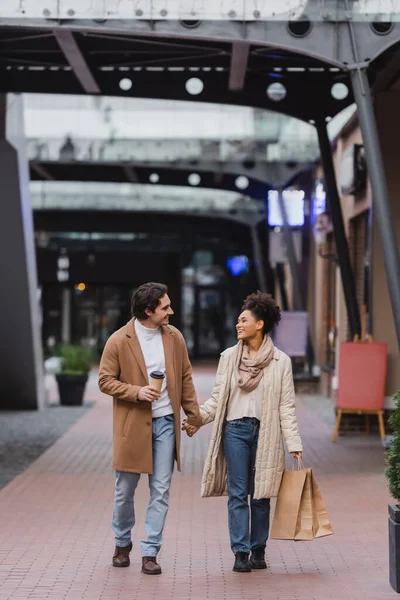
top-left (294, 468), bottom-right (314, 540)
top-left (310, 471), bottom-right (334, 538)
top-left (270, 463), bottom-right (334, 541)
top-left (270, 468), bottom-right (308, 540)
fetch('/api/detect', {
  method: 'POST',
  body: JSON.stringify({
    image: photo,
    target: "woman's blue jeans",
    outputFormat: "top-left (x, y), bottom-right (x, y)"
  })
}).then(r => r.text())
top-left (223, 417), bottom-right (271, 555)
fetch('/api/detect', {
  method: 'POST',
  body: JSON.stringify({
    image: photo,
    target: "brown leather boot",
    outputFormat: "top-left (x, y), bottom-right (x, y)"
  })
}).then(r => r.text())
top-left (142, 556), bottom-right (162, 575)
top-left (112, 542), bottom-right (133, 567)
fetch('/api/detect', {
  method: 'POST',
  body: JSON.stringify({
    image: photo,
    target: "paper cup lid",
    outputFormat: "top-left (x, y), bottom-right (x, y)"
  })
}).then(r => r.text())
top-left (150, 371), bottom-right (165, 379)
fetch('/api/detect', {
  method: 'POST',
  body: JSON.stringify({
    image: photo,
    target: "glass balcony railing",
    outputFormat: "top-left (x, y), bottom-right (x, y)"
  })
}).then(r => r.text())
top-left (27, 136), bottom-right (319, 164)
top-left (30, 181), bottom-right (264, 216)
top-left (23, 96), bottom-right (319, 164)
top-left (4, 1), bottom-right (400, 22)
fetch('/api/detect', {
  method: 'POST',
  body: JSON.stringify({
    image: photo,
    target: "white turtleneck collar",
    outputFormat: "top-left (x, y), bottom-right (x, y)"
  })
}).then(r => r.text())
top-left (134, 318), bottom-right (160, 340)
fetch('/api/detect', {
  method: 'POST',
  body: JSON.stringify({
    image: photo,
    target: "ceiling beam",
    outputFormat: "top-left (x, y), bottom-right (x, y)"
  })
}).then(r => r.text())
top-left (228, 42), bottom-right (250, 92)
top-left (30, 162), bottom-right (54, 180)
top-left (53, 30), bottom-right (100, 94)
top-left (123, 165), bottom-right (139, 183)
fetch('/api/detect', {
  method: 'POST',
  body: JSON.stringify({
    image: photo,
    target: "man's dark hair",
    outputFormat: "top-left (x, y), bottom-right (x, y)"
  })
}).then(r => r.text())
top-left (131, 282), bottom-right (168, 320)
top-left (241, 291), bottom-right (281, 335)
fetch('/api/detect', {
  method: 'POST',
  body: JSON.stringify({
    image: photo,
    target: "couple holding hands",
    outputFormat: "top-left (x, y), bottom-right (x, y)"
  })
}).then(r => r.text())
top-left (99, 282), bottom-right (303, 575)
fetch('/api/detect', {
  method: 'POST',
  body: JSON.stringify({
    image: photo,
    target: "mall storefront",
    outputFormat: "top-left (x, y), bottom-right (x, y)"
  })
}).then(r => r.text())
top-left (36, 241), bottom-right (260, 360)
top-left (310, 97), bottom-right (400, 406)
top-left (37, 247), bottom-right (182, 357)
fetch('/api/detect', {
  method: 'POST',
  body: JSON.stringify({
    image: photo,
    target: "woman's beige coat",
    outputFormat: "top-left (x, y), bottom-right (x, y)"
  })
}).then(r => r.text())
top-left (200, 345), bottom-right (303, 500)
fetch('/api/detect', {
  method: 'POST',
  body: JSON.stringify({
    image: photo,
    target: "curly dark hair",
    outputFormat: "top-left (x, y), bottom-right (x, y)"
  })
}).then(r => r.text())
top-left (241, 292), bottom-right (281, 334)
top-left (131, 282), bottom-right (168, 320)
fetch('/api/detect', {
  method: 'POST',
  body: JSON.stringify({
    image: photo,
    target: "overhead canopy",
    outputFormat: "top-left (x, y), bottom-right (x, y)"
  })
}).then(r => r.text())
top-left (24, 95), bottom-right (353, 211)
top-left (0, 27), bottom-right (357, 123)
top-left (30, 181), bottom-right (264, 221)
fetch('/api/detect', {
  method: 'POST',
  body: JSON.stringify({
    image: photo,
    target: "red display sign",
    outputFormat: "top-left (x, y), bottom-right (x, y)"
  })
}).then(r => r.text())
top-left (336, 342), bottom-right (388, 411)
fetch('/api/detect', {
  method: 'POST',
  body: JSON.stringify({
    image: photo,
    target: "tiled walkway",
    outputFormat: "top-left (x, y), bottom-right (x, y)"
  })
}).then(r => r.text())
top-left (0, 368), bottom-right (395, 600)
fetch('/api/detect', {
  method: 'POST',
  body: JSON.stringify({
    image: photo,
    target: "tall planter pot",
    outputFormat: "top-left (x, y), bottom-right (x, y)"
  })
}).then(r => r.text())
top-left (389, 504), bottom-right (400, 592)
top-left (56, 373), bottom-right (88, 406)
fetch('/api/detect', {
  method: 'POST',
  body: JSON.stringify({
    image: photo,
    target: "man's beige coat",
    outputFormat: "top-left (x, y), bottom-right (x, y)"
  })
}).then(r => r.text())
top-left (98, 319), bottom-right (201, 474)
top-left (200, 345), bottom-right (303, 500)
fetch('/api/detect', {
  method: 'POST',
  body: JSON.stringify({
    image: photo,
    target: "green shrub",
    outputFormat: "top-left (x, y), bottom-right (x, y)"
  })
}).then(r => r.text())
top-left (386, 391), bottom-right (400, 503)
top-left (58, 344), bottom-right (93, 375)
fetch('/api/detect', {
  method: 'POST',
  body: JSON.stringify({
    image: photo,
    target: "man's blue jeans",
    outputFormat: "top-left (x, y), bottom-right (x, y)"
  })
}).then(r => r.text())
top-left (223, 417), bottom-right (271, 554)
top-left (112, 414), bottom-right (175, 556)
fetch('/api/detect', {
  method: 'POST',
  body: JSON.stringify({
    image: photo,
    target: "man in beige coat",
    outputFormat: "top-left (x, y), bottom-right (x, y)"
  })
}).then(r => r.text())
top-left (99, 282), bottom-right (201, 575)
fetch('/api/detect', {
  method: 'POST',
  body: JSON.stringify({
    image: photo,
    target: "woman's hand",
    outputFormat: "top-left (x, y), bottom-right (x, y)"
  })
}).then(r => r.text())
top-left (182, 420), bottom-right (199, 437)
top-left (290, 451), bottom-right (303, 459)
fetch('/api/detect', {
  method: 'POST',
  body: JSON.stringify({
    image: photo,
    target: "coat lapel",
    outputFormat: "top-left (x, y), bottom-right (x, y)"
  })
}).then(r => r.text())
top-left (126, 320), bottom-right (148, 383)
top-left (162, 326), bottom-right (176, 406)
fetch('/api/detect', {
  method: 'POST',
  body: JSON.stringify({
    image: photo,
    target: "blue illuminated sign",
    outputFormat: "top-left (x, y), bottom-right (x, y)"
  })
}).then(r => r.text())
top-left (226, 255), bottom-right (249, 277)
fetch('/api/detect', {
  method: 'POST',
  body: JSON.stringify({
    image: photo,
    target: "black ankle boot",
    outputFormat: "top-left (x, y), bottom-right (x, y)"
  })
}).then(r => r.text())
top-left (250, 547), bottom-right (267, 570)
top-left (233, 552), bottom-right (252, 572)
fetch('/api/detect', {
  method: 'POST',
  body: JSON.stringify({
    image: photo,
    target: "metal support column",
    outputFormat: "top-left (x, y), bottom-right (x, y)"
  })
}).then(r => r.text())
top-left (350, 68), bottom-right (400, 349)
top-left (61, 288), bottom-right (71, 343)
top-left (277, 187), bottom-right (315, 370)
top-left (250, 223), bottom-right (267, 292)
top-left (276, 187), bottom-right (303, 311)
top-left (316, 122), bottom-right (361, 339)
top-left (275, 263), bottom-right (289, 311)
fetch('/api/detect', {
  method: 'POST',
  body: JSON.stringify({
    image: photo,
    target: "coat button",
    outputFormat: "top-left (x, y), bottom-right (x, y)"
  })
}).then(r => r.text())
top-left (146, 421), bottom-right (151, 426)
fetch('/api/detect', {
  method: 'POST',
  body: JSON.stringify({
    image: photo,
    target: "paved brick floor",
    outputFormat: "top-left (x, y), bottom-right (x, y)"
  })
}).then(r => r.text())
top-left (0, 368), bottom-right (396, 600)
top-left (0, 393), bottom-right (92, 490)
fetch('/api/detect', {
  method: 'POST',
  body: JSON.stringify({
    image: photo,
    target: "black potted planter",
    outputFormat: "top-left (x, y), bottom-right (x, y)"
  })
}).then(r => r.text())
top-left (55, 344), bottom-right (93, 407)
top-left (56, 373), bottom-right (88, 406)
top-left (386, 390), bottom-right (400, 593)
top-left (389, 505), bottom-right (400, 592)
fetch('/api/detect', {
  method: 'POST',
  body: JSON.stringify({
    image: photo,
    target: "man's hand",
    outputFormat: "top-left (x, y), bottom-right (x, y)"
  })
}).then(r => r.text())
top-left (138, 385), bottom-right (161, 403)
top-left (291, 451), bottom-right (303, 460)
top-left (182, 420), bottom-right (199, 437)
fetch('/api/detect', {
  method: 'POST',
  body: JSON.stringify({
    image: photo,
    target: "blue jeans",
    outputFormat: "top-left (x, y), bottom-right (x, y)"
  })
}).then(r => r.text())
top-left (112, 414), bottom-right (175, 556)
top-left (224, 417), bottom-right (271, 554)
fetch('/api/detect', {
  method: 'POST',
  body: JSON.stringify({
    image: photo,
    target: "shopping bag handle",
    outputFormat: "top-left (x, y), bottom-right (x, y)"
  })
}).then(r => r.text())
top-left (291, 457), bottom-right (305, 470)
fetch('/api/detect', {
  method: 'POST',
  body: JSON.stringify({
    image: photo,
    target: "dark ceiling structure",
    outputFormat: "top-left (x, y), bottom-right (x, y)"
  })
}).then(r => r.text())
top-left (1, 16), bottom-right (400, 119)
top-left (0, 25), bottom-right (355, 123)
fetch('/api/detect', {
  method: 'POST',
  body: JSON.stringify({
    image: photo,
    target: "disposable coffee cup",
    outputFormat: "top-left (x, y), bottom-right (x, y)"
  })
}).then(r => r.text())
top-left (149, 371), bottom-right (165, 392)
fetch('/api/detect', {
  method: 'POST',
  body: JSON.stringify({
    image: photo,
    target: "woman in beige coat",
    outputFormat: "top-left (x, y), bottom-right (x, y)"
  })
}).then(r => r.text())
top-left (183, 292), bottom-right (303, 573)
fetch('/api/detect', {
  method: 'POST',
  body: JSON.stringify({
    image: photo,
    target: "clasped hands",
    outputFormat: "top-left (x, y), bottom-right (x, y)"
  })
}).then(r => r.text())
top-left (181, 420), bottom-right (199, 437)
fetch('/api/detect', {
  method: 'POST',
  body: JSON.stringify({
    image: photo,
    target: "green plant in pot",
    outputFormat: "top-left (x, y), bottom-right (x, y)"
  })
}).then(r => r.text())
top-left (386, 390), bottom-right (400, 593)
top-left (55, 344), bottom-right (93, 406)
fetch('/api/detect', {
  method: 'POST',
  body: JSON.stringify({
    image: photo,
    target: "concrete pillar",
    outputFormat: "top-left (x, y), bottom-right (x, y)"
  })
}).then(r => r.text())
top-left (0, 94), bottom-right (44, 409)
